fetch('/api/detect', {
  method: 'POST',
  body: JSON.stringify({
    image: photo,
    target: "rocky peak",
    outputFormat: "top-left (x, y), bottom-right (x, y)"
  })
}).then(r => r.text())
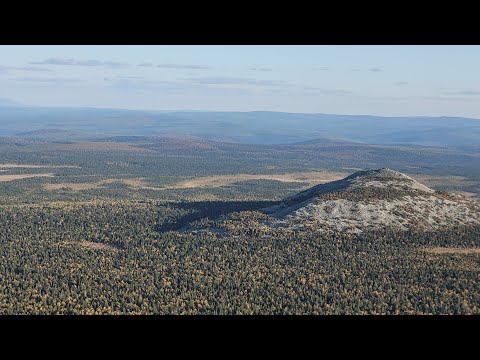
top-left (262, 169), bottom-right (480, 233)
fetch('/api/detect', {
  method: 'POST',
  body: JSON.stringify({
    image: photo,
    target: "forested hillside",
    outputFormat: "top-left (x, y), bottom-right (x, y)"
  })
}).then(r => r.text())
top-left (1, 200), bottom-right (479, 314)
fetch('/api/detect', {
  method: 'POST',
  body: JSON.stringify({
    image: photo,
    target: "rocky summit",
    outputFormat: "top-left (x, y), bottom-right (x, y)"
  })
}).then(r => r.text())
top-left (261, 168), bottom-right (480, 233)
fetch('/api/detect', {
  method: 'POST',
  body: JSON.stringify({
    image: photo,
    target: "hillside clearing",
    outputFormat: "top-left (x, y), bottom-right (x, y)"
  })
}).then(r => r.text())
top-left (423, 247), bottom-right (480, 255)
top-left (168, 171), bottom-right (348, 189)
top-left (0, 173), bottom-right (54, 182)
top-left (44, 171), bottom-right (348, 192)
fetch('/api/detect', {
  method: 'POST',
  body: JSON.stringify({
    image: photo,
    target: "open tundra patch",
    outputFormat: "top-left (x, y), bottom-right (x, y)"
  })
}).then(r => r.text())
top-left (0, 173), bottom-right (55, 182)
top-left (423, 247), bottom-right (480, 255)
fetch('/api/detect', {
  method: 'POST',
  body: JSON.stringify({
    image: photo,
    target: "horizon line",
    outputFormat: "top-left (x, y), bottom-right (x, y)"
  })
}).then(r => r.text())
top-left (1, 103), bottom-right (479, 121)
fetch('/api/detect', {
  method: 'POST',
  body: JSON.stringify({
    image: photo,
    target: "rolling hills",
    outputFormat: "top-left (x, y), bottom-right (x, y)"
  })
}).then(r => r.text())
top-left (1, 106), bottom-right (480, 146)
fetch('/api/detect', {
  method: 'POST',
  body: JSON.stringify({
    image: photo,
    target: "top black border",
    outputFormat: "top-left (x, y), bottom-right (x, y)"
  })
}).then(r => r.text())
top-left (3, 3), bottom-right (479, 44)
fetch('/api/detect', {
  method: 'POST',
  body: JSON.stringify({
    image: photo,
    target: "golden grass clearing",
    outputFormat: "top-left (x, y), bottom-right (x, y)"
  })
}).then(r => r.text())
top-left (44, 171), bottom-right (348, 192)
top-left (0, 173), bottom-right (54, 182)
top-left (45, 178), bottom-right (155, 191)
top-left (41, 170), bottom-right (480, 199)
top-left (423, 247), bottom-right (480, 255)
top-left (168, 171), bottom-right (348, 189)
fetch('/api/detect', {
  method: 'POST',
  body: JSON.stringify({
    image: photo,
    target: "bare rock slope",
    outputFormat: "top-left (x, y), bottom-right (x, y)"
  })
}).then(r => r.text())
top-left (263, 168), bottom-right (480, 233)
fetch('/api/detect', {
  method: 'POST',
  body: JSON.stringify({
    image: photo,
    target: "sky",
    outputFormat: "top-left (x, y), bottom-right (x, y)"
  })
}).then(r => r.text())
top-left (0, 45), bottom-right (479, 118)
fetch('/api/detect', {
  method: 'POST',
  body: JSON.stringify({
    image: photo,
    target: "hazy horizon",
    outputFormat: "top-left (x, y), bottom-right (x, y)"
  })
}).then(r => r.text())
top-left (1, 45), bottom-right (480, 118)
top-left (2, 96), bottom-right (480, 121)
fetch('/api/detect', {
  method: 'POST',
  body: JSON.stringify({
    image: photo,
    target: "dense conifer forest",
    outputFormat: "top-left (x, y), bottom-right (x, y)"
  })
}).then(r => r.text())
top-left (0, 139), bottom-right (478, 314)
top-left (0, 200), bottom-right (479, 314)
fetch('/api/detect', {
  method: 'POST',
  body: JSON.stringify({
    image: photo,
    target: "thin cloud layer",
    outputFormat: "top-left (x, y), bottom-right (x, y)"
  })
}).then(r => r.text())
top-left (0, 65), bottom-right (52, 72)
top-left (378, 94), bottom-right (480, 103)
top-left (302, 86), bottom-right (353, 96)
top-left (188, 76), bottom-right (287, 86)
top-left (30, 58), bottom-right (129, 68)
top-left (12, 77), bottom-right (81, 84)
top-left (104, 77), bottom-right (253, 96)
top-left (157, 64), bottom-right (212, 70)
top-left (249, 67), bottom-right (273, 72)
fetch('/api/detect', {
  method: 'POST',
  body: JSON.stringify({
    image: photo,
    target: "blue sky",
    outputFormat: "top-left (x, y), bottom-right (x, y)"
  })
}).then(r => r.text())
top-left (1, 45), bottom-right (479, 117)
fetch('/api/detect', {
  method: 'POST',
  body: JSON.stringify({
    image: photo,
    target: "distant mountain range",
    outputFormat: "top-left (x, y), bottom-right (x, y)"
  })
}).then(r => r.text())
top-left (0, 103), bottom-right (479, 147)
